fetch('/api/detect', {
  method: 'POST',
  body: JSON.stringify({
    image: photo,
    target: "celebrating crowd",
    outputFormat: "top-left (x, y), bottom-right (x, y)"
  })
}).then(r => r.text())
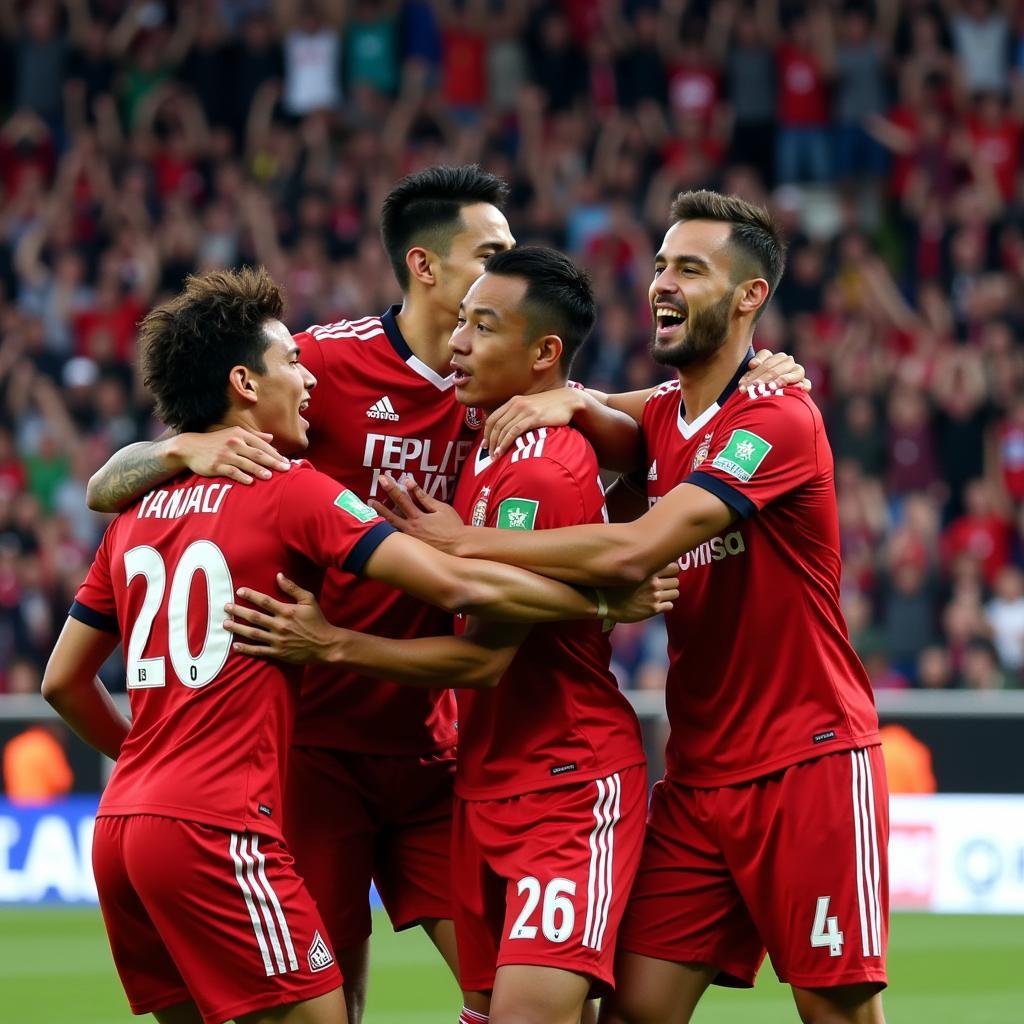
top-left (2, 0), bottom-right (1024, 694)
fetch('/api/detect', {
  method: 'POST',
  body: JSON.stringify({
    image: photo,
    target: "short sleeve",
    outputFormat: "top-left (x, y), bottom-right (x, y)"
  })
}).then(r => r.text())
top-left (277, 464), bottom-right (395, 576)
top-left (686, 392), bottom-right (820, 518)
top-left (489, 458), bottom-right (587, 531)
top-left (294, 330), bottom-right (327, 432)
top-left (70, 525), bottom-right (120, 634)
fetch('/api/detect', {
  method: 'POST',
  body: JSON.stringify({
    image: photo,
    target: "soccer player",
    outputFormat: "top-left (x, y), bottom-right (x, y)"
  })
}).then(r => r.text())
top-left (374, 192), bottom-right (889, 1024)
top-left (222, 247), bottom-right (657, 1024)
top-left (84, 165), bottom-right (806, 1020)
top-left (42, 268), bottom-right (668, 1024)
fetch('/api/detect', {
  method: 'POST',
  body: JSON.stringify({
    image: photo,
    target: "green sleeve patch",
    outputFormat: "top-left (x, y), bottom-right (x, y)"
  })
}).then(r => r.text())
top-left (711, 429), bottom-right (772, 483)
top-left (334, 489), bottom-right (377, 523)
top-left (496, 497), bottom-right (538, 530)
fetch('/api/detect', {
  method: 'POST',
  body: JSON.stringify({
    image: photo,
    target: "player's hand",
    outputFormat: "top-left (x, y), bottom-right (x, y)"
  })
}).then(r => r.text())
top-left (171, 427), bottom-right (291, 485)
top-left (369, 474), bottom-right (467, 554)
top-left (223, 575), bottom-right (335, 664)
top-left (738, 349), bottom-right (812, 393)
top-left (483, 387), bottom-right (586, 457)
top-left (605, 562), bottom-right (680, 623)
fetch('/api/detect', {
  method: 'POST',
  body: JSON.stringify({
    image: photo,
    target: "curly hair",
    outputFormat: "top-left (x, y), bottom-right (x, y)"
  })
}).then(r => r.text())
top-left (139, 266), bottom-right (284, 433)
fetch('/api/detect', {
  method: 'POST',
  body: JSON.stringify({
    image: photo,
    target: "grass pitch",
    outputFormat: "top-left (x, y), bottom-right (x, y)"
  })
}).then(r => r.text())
top-left (0, 909), bottom-right (1021, 1023)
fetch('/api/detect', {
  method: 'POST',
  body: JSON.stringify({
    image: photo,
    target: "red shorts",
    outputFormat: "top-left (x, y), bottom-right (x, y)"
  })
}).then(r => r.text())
top-left (284, 744), bottom-right (454, 949)
top-left (618, 747), bottom-right (889, 990)
top-left (92, 815), bottom-right (341, 1024)
top-left (453, 764), bottom-right (647, 995)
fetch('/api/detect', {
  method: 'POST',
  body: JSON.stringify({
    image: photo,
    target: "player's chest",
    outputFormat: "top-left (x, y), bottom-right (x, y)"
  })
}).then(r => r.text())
top-left (644, 419), bottom-right (718, 509)
top-left (310, 381), bottom-right (482, 503)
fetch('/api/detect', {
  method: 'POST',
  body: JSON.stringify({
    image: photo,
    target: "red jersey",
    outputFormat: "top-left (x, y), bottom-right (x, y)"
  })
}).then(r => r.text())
top-left (641, 362), bottom-right (879, 788)
top-left (451, 426), bottom-right (645, 801)
top-left (71, 464), bottom-right (394, 839)
top-left (294, 307), bottom-right (480, 754)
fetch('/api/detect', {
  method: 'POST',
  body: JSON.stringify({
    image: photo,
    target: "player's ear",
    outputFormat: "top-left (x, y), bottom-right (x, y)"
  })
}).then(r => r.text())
top-left (533, 334), bottom-right (563, 373)
top-left (227, 364), bottom-right (259, 406)
top-left (736, 278), bottom-right (770, 317)
top-left (406, 246), bottom-right (437, 287)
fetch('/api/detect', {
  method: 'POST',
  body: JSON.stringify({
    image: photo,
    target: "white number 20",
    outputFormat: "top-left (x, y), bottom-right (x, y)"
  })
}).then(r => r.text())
top-left (124, 541), bottom-right (234, 690)
top-left (810, 896), bottom-right (844, 957)
top-left (509, 877), bottom-right (576, 944)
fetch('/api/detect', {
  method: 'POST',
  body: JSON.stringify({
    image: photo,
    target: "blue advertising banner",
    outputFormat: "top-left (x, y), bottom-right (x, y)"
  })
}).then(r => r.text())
top-left (0, 796), bottom-right (99, 905)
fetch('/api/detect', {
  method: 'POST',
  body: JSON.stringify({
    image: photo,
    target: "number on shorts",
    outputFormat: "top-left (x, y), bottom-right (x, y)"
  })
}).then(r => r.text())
top-left (125, 541), bottom-right (234, 690)
top-left (509, 876), bottom-right (577, 944)
top-left (810, 895), bottom-right (844, 957)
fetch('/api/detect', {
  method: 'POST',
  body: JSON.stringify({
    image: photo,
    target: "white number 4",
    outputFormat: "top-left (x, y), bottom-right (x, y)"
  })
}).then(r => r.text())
top-left (810, 896), bottom-right (844, 957)
top-left (509, 877), bottom-right (576, 944)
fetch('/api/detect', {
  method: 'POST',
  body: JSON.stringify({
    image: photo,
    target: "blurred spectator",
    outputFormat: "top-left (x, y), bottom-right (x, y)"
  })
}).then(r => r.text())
top-left (2, 658), bottom-right (73, 804)
top-left (879, 723), bottom-right (937, 793)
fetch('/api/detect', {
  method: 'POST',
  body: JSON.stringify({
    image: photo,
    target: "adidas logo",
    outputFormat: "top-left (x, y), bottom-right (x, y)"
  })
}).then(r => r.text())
top-left (367, 396), bottom-right (399, 421)
top-left (307, 930), bottom-right (334, 973)
top-left (647, 460), bottom-right (658, 481)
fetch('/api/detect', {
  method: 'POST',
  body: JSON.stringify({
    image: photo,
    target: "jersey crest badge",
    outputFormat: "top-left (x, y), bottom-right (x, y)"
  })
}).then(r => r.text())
top-left (465, 406), bottom-right (484, 430)
top-left (307, 931), bottom-right (335, 972)
top-left (692, 433), bottom-right (714, 471)
top-left (472, 487), bottom-right (491, 527)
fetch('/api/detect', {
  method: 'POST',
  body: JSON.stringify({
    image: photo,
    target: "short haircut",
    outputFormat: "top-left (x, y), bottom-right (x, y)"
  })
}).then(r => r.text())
top-left (484, 246), bottom-right (596, 372)
top-left (380, 164), bottom-right (510, 289)
top-left (669, 189), bottom-right (787, 312)
top-left (139, 266), bottom-right (284, 433)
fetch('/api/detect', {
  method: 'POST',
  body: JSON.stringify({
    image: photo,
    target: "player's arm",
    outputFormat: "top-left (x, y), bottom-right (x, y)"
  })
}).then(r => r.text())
top-left (380, 476), bottom-right (735, 586)
top-left (484, 386), bottom-right (646, 473)
top-left (225, 575), bottom-right (526, 688)
top-left (482, 351), bottom-right (809, 472)
top-left (86, 428), bottom-right (291, 513)
top-left (41, 618), bottom-right (129, 760)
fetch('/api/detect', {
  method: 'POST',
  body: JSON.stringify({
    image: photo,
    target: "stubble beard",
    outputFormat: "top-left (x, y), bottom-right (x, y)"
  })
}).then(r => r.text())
top-left (650, 292), bottom-right (733, 370)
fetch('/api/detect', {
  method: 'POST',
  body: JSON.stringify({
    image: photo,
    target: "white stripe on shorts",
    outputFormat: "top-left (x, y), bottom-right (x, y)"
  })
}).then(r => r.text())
top-left (583, 773), bottom-right (621, 951)
top-left (230, 833), bottom-right (298, 976)
top-left (229, 833), bottom-right (275, 976)
top-left (850, 751), bottom-right (882, 957)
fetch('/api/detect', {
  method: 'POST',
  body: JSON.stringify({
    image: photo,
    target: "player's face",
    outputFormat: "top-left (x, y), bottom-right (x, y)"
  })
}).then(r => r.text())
top-left (252, 319), bottom-right (317, 452)
top-left (649, 219), bottom-right (739, 370)
top-left (449, 273), bottom-right (540, 411)
top-left (434, 203), bottom-right (515, 324)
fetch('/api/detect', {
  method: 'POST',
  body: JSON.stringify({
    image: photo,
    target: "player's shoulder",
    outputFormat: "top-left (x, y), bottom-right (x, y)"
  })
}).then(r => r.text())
top-left (500, 425), bottom-right (596, 491)
top-left (723, 383), bottom-right (822, 434)
top-left (645, 379), bottom-right (680, 405)
top-left (508, 425), bottom-right (595, 469)
top-left (296, 315), bottom-right (387, 354)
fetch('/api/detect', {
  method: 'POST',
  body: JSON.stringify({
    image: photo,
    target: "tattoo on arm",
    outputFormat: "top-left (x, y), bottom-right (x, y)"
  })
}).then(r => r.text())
top-left (88, 442), bottom-right (177, 513)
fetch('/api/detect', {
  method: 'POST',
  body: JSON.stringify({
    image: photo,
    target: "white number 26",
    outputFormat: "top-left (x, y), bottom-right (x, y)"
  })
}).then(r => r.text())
top-left (509, 877), bottom-right (577, 944)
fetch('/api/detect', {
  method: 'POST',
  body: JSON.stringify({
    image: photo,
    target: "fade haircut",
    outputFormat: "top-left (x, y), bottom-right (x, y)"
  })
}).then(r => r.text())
top-left (140, 266), bottom-right (284, 433)
top-left (484, 246), bottom-right (596, 372)
top-left (669, 189), bottom-right (787, 315)
top-left (380, 164), bottom-right (510, 289)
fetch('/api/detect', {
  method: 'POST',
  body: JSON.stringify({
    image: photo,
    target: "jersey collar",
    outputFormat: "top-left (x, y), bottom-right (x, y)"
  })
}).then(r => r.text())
top-left (676, 347), bottom-right (754, 440)
top-left (380, 305), bottom-right (456, 392)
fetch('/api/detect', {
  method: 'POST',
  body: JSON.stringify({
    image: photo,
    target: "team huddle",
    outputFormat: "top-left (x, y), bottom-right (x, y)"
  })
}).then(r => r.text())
top-left (42, 167), bottom-right (889, 1024)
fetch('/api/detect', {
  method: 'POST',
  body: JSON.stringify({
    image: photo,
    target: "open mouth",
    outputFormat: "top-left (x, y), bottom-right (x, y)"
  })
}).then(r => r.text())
top-left (450, 362), bottom-right (471, 387)
top-left (654, 304), bottom-right (688, 339)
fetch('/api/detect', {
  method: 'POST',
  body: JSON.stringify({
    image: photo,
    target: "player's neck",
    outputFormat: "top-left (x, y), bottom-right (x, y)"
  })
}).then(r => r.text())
top-left (676, 338), bottom-right (750, 422)
top-left (394, 299), bottom-right (455, 377)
